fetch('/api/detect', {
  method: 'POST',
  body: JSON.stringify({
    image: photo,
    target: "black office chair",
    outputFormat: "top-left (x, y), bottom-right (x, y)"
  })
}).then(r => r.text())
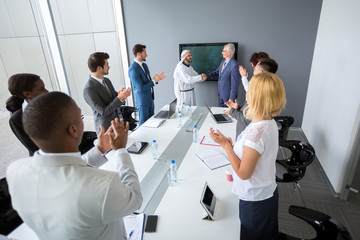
top-left (276, 140), bottom-right (315, 190)
top-left (78, 131), bottom-right (97, 155)
top-left (0, 178), bottom-right (23, 235)
top-left (120, 106), bottom-right (138, 131)
top-left (278, 205), bottom-right (352, 240)
top-left (274, 116), bottom-right (294, 141)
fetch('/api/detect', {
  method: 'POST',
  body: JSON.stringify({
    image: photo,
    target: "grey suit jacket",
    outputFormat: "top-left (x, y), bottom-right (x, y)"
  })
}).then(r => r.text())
top-left (230, 103), bottom-right (251, 138)
top-left (83, 76), bottom-right (124, 133)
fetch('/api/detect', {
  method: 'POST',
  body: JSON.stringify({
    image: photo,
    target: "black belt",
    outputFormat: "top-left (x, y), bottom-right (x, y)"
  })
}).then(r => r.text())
top-left (180, 88), bottom-right (194, 92)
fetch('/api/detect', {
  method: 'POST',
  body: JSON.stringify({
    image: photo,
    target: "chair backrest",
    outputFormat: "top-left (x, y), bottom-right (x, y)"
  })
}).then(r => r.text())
top-left (276, 141), bottom-right (316, 183)
top-left (287, 205), bottom-right (352, 240)
top-left (279, 140), bottom-right (315, 169)
top-left (78, 131), bottom-right (97, 155)
top-left (120, 106), bottom-right (138, 130)
top-left (274, 116), bottom-right (294, 141)
top-left (0, 178), bottom-right (23, 235)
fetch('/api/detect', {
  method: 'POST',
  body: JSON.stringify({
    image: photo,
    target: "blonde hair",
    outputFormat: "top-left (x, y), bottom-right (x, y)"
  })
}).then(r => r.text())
top-left (245, 72), bottom-right (286, 120)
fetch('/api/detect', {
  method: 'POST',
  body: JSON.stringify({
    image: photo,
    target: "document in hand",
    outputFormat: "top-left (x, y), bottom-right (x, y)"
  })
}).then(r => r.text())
top-left (196, 149), bottom-right (230, 170)
top-left (123, 213), bottom-right (145, 240)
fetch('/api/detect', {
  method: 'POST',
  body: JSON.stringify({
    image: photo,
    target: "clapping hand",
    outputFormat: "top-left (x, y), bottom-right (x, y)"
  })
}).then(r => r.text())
top-left (223, 108), bottom-right (230, 115)
top-left (209, 128), bottom-right (233, 148)
top-left (239, 66), bottom-right (248, 78)
top-left (109, 118), bottom-right (129, 150)
top-left (118, 87), bottom-right (131, 101)
top-left (225, 99), bottom-right (239, 109)
top-left (97, 125), bottom-right (112, 154)
top-left (154, 72), bottom-right (167, 82)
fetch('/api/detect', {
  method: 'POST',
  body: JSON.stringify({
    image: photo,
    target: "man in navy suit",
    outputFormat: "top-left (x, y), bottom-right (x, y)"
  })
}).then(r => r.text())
top-left (129, 44), bottom-right (166, 125)
top-left (84, 52), bottom-right (131, 134)
top-left (206, 43), bottom-right (240, 107)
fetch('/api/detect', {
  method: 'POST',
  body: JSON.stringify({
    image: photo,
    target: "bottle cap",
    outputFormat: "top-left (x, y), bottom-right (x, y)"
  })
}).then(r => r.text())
top-left (194, 125), bottom-right (197, 128)
top-left (153, 140), bottom-right (156, 143)
top-left (171, 160), bottom-right (175, 164)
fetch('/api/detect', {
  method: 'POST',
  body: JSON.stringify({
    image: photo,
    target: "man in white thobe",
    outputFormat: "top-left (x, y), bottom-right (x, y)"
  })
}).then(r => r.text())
top-left (173, 50), bottom-right (207, 106)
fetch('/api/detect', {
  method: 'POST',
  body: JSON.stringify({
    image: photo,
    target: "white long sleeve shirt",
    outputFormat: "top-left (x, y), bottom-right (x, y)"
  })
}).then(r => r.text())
top-left (6, 148), bottom-right (142, 240)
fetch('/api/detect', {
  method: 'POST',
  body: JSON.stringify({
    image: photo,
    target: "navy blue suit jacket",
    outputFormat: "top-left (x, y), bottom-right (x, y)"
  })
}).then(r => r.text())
top-left (206, 57), bottom-right (240, 105)
top-left (128, 62), bottom-right (154, 107)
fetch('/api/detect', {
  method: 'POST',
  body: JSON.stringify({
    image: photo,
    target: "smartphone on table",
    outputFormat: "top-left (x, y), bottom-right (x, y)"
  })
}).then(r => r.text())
top-left (127, 141), bottom-right (148, 154)
top-left (145, 215), bottom-right (158, 232)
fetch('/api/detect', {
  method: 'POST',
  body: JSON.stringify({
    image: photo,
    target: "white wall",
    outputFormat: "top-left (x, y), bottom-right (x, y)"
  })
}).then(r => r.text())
top-left (122, 0), bottom-right (322, 127)
top-left (0, 0), bottom-right (56, 109)
top-left (50, 0), bottom-right (124, 116)
top-left (302, 0), bottom-right (360, 193)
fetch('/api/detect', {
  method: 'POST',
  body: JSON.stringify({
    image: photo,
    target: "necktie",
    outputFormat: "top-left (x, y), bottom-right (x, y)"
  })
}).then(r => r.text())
top-left (103, 79), bottom-right (122, 117)
top-left (142, 63), bottom-right (151, 81)
top-left (142, 63), bottom-right (155, 100)
top-left (221, 61), bottom-right (226, 73)
top-left (102, 80), bottom-right (112, 96)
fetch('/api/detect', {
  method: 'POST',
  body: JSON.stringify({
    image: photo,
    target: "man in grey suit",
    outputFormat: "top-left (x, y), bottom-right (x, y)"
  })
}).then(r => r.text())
top-left (206, 43), bottom-right (240, 107)
top-left (84, 52), bottom-right (131, 134)
top-left (7, 92), bottom-right (142, 240)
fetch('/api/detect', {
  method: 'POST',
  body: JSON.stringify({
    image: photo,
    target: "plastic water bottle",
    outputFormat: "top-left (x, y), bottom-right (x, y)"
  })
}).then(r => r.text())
top-left (181, 102), bottom-right (186, 117)
top-left (188, 105), bottom-right (192, 119)
top-left (170, 160), bottom-right (178, 186)
top-left (176, 111), bottom-right (182, 128)
top-left (152, 140), bottom-right (158, 160)
top-left (193, 125), bottom-right (198, 143)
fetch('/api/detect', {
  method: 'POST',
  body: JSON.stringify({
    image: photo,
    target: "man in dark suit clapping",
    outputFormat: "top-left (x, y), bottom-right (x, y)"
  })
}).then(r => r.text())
top-left (84, 52), bottom-right (131, 134)
top-left (128, 44), bottom-right (166, 126)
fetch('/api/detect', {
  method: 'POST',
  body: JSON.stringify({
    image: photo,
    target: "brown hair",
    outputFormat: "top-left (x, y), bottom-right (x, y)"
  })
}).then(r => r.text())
top-left (132, 44), bottom-right (146, 57)
top-left (88, 52), bottom-right (109, 72)
top-left (249, 52), bottom-right (269, 66)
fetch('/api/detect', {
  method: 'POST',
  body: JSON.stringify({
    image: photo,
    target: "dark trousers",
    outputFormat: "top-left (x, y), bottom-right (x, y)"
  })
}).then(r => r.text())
top-left (137, 102), bottom-right (154, 126)
top-left (218, 96), bottom-right (226, 107)
top-left (239, 188), bottom-right (279, 240)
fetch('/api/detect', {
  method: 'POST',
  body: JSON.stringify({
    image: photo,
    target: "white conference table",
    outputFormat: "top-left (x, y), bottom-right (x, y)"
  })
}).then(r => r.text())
top-left (8, 106), bottom-right (240, 240)
top-left (143, 106), bottom-right (240, 240)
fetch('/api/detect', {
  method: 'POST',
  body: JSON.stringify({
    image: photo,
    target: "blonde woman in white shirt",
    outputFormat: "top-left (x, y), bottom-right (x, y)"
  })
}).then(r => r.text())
top-left (210, 72), bottom-right (286, 240)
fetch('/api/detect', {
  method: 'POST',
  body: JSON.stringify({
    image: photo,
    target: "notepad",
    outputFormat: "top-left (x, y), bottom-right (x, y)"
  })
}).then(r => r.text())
top-left (142, 118), bottom-right (166, 128)
top-left (123, 213), bottom-right (145, 240)
top-left (200, 136), bottom-right (221, 146)
top-left (196, 149), bottom-right (230, 170)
